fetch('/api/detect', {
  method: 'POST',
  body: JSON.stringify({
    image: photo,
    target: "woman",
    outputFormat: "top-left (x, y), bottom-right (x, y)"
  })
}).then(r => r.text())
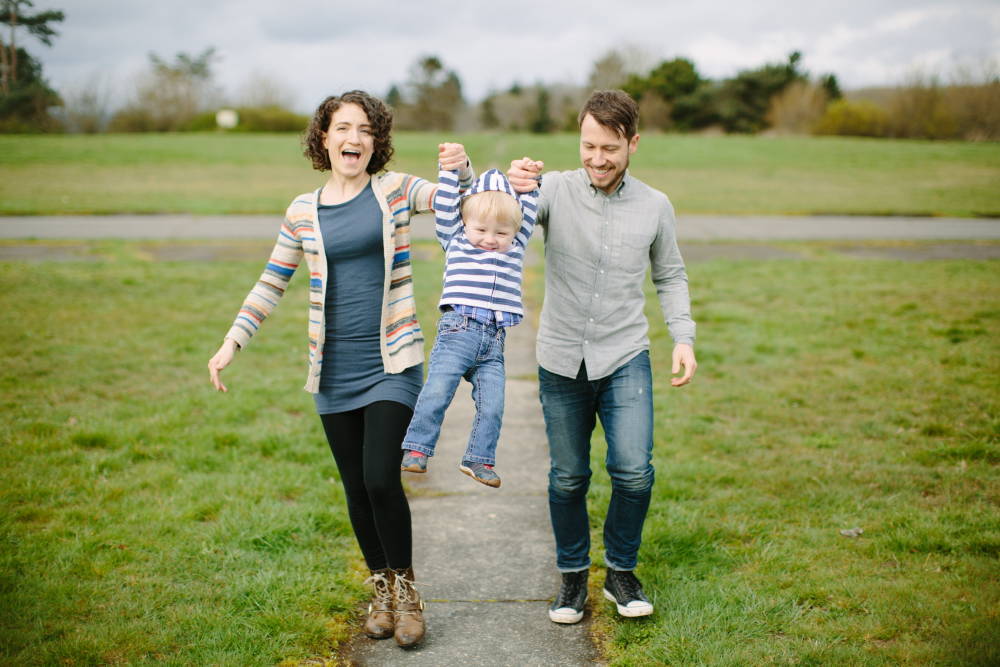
top-left (207, 90), bottom-right (470, 649)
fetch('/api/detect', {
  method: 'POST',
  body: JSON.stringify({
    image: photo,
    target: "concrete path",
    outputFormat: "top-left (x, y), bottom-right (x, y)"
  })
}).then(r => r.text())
top-left (2, 213), bottom-right (1000, 241)
top-left (342, 244), bottom-right (597, 666)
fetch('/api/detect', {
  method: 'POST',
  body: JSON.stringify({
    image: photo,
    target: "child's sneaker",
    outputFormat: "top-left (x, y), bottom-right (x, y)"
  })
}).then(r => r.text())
top-left (459, 461), bottom-right (501, 488)
top-left (401, 450), bottom-right (428, 473)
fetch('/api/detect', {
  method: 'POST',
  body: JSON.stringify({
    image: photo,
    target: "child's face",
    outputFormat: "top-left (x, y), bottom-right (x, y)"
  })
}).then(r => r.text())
top-left (464, 216), bottom-right (517, 252)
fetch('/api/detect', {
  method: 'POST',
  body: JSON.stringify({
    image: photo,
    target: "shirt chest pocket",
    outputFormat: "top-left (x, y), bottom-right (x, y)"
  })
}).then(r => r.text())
top-left (615, 230), bottom-right (654, 272)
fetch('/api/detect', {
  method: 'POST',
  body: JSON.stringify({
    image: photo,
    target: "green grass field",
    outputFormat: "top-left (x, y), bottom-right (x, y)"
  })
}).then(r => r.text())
top-left (1, 132), bottom-right (999, 217)
top-left (1, 239), bottom-right (997, 664)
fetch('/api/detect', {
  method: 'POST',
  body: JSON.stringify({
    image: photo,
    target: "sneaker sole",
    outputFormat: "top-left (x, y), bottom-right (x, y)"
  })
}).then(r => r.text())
top-left (458, 464), bottom-right (501, 488)
top-left (548, 602), bottom-right (586, 624)
top-left (602, 589), bottom-right (654, 617)
top-left (400, 465), bottom-right (427, 473)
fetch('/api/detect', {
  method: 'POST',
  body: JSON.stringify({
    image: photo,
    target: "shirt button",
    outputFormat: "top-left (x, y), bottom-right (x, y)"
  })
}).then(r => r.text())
top-left (600, 270), bottom-right (604, 274)
top-left (584, 340), bottom-right (589, 345)
top-left (594, 293), bottom-right (599, 298)
top-left (589, 318), bottom-right (594, 322)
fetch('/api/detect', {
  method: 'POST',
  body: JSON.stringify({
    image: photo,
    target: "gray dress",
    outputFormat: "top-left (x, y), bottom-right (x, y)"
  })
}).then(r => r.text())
top-left (313, 182), bottom-right (423, 414)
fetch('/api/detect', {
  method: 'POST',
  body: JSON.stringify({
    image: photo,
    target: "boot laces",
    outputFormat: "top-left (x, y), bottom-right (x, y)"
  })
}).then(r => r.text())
top-left (394, 572), bottom-right (421, 607)
top-left (364, 572), bottom-right (393, 607)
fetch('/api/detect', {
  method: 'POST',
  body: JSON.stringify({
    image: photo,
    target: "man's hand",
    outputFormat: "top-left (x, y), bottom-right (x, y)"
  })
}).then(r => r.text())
top-left (671, 343), bottom-right (697, 387)
top-left (507, 156), bottom-right (544, 194)
top-left (438, 143), bottom-right (468, 171)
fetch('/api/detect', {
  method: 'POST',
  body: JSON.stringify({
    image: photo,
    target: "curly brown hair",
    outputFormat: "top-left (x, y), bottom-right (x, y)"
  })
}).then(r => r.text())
top-left (302, 90), bottom-right (395, 174)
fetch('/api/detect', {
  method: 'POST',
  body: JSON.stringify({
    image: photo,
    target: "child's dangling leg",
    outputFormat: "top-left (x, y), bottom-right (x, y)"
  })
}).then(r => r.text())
top-left (401, 450), bottom-right (427, 473)
top-left (458, 326), bottom-right (506, 488)
top-left (400, 310), bottom-right (478, 474)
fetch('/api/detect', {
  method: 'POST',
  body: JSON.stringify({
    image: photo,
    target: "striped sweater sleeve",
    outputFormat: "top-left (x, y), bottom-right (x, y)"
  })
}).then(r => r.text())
top-left (405, 162), bottom-right (475, 217)
top-left (514, 188), bottom-right (539, 249)
top-left (224, 216), bottom-right (304, 348)
top-left (434, 168), bottom-right (462, 251)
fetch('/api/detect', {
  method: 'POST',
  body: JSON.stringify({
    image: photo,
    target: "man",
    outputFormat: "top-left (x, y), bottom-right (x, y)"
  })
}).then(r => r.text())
top-left (507, 90), bottom-right (696, 624)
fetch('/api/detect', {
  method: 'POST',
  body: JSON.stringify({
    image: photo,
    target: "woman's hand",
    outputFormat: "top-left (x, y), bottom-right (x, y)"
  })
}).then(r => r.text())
top-left (438, 143), bottom-right (468, 171)
top-left (208, 339), bottom-right (239, 392)
top-left (508, 156), bottom-right (544, 193)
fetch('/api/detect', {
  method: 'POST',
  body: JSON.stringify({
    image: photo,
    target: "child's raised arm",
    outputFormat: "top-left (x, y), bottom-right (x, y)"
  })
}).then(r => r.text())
top-left (434, 167), bottom-right (462, 251)
top-left (514, 187), bottom-right (540, 249)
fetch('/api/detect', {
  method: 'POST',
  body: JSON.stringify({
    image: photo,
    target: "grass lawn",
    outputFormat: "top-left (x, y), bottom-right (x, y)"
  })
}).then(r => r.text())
top-left (1, 240), bottom-right (998, 664)
top-left (532, 247), bottom-right (999, 666)
top-left (1, 132), bottom-right (999, 217)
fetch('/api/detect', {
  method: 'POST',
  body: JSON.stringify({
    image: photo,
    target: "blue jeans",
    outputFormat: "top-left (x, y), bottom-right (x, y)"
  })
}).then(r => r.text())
top-left (402, 310), bottom-right (506, 465)
top-left (539, 351), bottom-right (654, 572)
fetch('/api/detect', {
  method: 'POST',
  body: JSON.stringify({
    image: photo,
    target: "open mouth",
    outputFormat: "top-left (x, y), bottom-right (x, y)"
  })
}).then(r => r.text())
top-left (341, 150), bottom-right (362, 162)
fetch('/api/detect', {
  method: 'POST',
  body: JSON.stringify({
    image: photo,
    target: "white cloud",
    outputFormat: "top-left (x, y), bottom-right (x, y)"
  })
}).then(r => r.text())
top-left (31, 0), bottom-right (1000, 112)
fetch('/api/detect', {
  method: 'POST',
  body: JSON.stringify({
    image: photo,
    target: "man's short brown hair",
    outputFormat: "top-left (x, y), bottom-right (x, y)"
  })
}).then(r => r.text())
top-left (577, 90), bottom-right (639, 140)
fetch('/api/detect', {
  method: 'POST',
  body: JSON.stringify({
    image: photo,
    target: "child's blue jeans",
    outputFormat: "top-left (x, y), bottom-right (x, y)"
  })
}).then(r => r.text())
top-left (402, 310), bottom-right (507, 465)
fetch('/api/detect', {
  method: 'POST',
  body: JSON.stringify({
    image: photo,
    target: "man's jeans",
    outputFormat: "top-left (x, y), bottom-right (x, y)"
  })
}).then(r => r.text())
top-left (539, 351), bottom-right (654, 572)
top-left (402, 310), bottom-right (506, 465)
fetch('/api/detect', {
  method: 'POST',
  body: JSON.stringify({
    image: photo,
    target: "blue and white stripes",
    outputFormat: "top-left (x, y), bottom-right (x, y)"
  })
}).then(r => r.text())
top-left (434, 168), bottom-right (538, 322)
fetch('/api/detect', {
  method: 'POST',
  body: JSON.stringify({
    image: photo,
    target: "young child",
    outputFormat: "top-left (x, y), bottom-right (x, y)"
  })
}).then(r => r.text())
top-left (400, 164), bottom-right (539, 487)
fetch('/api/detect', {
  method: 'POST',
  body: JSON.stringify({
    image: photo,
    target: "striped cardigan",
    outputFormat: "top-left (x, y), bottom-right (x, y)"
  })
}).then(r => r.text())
top-left (225, 169), bottom-right (472, 393)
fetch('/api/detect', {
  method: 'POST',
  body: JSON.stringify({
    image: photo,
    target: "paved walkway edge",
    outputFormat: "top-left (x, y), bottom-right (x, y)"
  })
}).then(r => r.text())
top-left (2, 213), bottom-right (1000, 240)
top-left (341, 246), bottom-right (598, 666)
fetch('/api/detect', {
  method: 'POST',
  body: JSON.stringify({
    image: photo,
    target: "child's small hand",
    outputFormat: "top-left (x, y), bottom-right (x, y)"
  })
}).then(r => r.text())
top-left (438, 143), bottom-right (468, 171)
top-left (507, 156), bottom-right (543, 193)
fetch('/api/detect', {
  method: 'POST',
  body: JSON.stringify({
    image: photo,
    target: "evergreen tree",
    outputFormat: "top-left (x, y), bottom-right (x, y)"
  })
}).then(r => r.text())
top-left (0, 0), bottom-right (63, 131)
top-left (715, 51), bottom-right (807, 133)
top-left (529, 87), bottom-right (553, 133)
top-left (389, 55), bottom-right (464, 130)
top-left (480, 94), bottom-right (500, 130)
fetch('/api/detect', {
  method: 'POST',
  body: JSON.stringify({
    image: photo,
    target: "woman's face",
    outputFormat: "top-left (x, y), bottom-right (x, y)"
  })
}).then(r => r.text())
top-left (323, 102), bottom-right (375, 180)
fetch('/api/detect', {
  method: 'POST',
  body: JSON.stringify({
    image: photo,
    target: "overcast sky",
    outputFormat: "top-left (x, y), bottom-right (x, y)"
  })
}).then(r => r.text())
top-left (31, 0), bottom-right (1000, 113)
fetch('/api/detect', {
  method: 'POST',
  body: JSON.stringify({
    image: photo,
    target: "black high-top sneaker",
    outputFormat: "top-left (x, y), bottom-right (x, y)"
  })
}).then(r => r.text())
top-left (602, 568), bottom-right (654, 617)
top-left (548, 569), bottom-right (588, 624)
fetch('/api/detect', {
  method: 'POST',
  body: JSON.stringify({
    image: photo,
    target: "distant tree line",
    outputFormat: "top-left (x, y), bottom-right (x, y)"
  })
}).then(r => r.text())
top-left (2, 10), bottom-right (997, 141)
top-left (389, 49), bottom-right (998, 141)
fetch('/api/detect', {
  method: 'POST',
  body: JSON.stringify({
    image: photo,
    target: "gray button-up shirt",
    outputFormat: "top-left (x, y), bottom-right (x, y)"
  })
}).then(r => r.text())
top-left (535, 169), bottom-right (695, 380)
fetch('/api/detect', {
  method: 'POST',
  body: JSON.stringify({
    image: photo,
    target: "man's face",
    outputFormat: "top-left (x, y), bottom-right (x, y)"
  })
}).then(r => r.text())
top-left (579, 113), bottom-right (639, 194)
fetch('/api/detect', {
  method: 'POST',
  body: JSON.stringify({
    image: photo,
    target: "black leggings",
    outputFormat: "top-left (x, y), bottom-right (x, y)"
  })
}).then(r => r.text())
top-left (320, 401), bottom-right (412, 571)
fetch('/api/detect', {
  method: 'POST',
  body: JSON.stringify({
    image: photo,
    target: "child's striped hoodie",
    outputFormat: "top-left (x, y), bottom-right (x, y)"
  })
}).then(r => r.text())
top-left (434, 167), bottom-right (539, 325)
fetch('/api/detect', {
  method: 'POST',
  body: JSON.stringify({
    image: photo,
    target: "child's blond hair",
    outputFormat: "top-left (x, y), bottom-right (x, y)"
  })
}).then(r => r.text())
top-left (460, 191), bottom-right (521, 231)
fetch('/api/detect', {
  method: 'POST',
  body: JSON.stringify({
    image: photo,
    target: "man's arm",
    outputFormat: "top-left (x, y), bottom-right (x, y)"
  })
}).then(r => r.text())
top-left (649, 198), bottom-right (697, 386)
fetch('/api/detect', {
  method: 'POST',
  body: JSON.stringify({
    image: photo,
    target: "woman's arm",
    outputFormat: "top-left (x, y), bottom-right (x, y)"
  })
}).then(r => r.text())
top-left (207, 216), bottom-right (305, 391)
top-left (409, 143), bottom-right (473, 214)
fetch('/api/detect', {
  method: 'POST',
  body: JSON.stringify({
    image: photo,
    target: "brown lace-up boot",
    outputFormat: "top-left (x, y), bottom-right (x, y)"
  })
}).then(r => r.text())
top-left (391, 567), bottom-right (425, 648)
top-left (362, 568), bottom-right (394, 639)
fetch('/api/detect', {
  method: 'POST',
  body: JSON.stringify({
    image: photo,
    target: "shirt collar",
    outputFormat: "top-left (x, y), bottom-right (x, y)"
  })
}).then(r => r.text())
top-left (586, 170), bottom-right (630, 198)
